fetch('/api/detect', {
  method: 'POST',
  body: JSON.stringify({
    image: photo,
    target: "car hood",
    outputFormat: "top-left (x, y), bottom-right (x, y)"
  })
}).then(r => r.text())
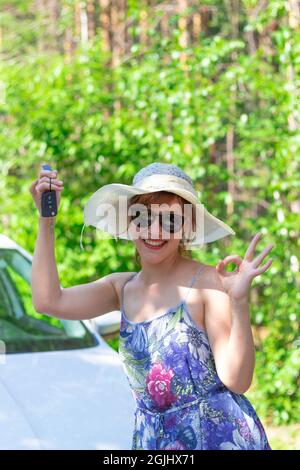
top-left (0, 343), bottom-right (136, 450)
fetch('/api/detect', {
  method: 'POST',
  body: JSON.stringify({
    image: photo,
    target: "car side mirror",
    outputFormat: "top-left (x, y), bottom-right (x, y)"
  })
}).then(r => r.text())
top-left (90, 310), bottom-right (121, 337)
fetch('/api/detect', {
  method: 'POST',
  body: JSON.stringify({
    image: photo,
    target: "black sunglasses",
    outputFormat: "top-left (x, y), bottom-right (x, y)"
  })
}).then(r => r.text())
top-left (129, 209), bottom-right (185, 234)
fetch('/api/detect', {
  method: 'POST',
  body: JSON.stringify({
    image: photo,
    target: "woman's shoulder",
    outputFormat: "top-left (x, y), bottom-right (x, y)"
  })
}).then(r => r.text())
top-left (97, 271), bottom-right (137, 310)
top-left (187, 259), bottom-right (225, 289)
top-left (191, 260), bottom-right (227, 298)
top-left (185, 259), bottom-right (213, 277)
top-left (107, 271), bottom-right (138, 299)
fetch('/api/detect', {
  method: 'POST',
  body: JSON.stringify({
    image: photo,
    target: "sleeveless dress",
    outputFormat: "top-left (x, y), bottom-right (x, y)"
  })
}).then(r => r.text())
top-left (118, 266), bottom-right (271, 450)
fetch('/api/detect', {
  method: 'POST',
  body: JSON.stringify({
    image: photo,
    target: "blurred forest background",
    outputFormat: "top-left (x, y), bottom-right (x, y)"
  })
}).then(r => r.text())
top-left (0, 0), bottom-right (299, 449)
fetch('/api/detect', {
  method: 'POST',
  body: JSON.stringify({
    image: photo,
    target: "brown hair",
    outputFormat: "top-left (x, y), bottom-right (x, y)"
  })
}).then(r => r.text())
top-left (128, 191), bottom-right (197, 267)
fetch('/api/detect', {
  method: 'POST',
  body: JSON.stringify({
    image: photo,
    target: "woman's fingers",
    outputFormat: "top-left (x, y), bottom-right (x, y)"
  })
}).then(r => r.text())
top-left (252, 243), bottom-right (274, 268)
top-left (30, 166), bottom-right (63, 215)
top-left (216, 255), bottom-right (242, 276)
top-left (38, 176), bottom-right (64, 185)
top-left (29, 179), bottom-right (39, 194)
top-left (244, 232), bottom-right (263, 261)
top-left (39, 169), bottom-right (57, 179)
top-left (221, 254), bottom-right (243, 267)
top-left (254, 258), bottom-right (273, 275)
top-left (36, 173), bottom-right (64, 193)
top-left (36, 181), bottom-right (64, 193)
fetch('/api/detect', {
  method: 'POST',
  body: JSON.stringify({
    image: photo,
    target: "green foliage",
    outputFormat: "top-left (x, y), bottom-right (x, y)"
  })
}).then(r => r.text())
top-left (0, 1), bottom-right (299, 425)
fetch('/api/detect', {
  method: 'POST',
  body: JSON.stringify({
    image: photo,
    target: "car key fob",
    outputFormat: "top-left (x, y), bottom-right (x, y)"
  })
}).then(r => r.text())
top-left (41, 164), bottom-right (58, 217)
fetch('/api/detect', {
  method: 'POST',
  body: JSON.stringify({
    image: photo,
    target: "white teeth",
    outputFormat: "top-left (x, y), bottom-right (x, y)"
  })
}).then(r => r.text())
top-left (143, 240), bottom-right (166, 246)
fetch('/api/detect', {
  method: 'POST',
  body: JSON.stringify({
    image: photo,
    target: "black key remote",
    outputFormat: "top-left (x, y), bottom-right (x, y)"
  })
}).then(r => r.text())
top-left (41, 164), bottom-right (58, 217)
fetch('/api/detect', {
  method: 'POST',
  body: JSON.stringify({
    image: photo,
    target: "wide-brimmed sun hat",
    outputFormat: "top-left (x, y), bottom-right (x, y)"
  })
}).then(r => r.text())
top-left (80, 162), bottom-right (235, 250)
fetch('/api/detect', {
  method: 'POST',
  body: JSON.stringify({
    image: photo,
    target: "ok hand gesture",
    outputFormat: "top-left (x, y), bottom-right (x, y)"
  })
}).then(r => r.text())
top-left (215, 232), bottom-right (274, 302)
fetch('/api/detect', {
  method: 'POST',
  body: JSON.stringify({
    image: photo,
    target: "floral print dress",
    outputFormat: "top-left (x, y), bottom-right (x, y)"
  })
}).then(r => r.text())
top-left (118, 266), bottom-right (271, 450)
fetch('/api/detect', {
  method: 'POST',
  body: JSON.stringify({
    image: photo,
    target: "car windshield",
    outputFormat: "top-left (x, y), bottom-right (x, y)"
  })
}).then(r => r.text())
top-left (0, 248), bottom-right (98, 353)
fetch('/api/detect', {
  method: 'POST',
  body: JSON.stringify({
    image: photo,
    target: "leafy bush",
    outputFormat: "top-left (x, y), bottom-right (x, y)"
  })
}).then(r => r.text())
top-left (1, 15), bottom-right (299, 424)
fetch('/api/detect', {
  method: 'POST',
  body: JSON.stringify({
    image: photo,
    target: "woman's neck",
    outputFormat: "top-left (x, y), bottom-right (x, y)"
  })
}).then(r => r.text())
top-left (139, 254), bottom-right (185, 285)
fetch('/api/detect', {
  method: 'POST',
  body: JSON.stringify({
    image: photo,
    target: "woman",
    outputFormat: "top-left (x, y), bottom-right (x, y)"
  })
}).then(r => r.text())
top-left (30, 162), bottom-right (273, 450)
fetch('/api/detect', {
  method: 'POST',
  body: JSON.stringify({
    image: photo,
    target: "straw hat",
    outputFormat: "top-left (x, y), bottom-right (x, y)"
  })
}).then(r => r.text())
top-left (80, 163), bottom-right (235, 250)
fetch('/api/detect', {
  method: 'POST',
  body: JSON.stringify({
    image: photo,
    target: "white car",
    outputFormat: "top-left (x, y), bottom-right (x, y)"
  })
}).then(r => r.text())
top-left (0, 234), bottom-right (135, 450)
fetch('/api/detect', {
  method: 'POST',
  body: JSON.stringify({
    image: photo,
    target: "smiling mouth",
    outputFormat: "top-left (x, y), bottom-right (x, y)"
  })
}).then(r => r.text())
top-left (141, 239), bottom-right (168, 250)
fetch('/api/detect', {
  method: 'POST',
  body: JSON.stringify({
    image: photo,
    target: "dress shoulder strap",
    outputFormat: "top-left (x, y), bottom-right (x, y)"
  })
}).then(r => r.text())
top-left (121, 272), bottom-right (138, 311)
top-left (183, 264), bottom-right (205, 304)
